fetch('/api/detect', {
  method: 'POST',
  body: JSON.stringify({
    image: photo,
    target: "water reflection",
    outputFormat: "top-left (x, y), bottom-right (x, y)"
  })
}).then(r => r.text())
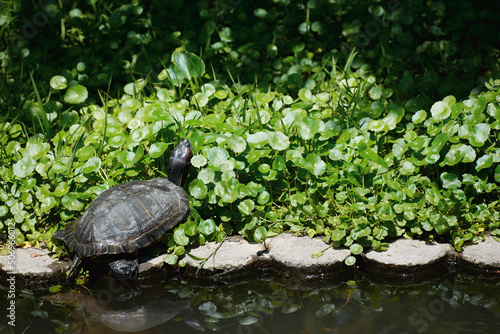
top-left (1, 273), bottom-right (499, 333)
top-left (42, 293), bottom-right (201, 333)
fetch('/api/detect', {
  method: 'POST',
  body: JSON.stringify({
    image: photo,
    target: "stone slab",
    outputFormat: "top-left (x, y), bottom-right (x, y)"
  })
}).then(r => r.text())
top-left (267, 233), bottom-right (350, 268)
top-left (183, 236), bottom-right (267, 273)
top-left (3, 234), bottom-right (500, 288)
top-left (364, 239), bottom-right (455, 266)
top-left (461, 235), bottom-right (500, 266)
top-left (459, 234), bottom-right (500, 277)
top-left (0, 248), bottom-right (70, 288)
top-left (362, 239), bottom-right (456, 284)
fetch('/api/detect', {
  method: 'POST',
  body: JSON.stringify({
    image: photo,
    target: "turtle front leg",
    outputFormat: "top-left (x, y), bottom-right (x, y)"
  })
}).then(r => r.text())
top-left (109, 258), bottom-right (139, 277)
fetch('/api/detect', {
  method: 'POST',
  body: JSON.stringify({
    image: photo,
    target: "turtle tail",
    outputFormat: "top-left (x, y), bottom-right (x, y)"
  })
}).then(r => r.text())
top-left (53, 222), bottom-right (82, 277)
top-left (53, 221), bottom-right (78, 252)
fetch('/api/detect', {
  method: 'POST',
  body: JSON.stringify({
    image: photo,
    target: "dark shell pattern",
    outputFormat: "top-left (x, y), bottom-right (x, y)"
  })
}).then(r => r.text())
top-left (59, 178), bottom-right (189, 258)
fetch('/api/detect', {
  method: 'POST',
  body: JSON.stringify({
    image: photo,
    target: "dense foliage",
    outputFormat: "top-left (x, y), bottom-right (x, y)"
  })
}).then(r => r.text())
top-left (1, 0), bottom-right (499, 266)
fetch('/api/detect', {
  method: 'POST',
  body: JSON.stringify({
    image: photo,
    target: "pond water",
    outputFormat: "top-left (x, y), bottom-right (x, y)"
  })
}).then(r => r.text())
top-left (1, 272), bottom-right (499, 334)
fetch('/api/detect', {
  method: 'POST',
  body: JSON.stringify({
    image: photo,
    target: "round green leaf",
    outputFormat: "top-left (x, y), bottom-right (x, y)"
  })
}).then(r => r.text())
top-left (164, 254), bottom-right (177, 265)
top-left (124, 79), bottom-right (146, 96)
top-left (369, 86), bottom-right (382, 100)
top-left (0, 206), bottom-right (8, 217)
top-left (13, 157), bottom-right (36, 177)
top-left (53, 182), bottom-right (69, 197)
top-left (350, 243), bottom-right (363, 255)
top-left (441, 172), bottom-right (461, 189)
top-left (459, 145), bottom-right (476, 162)
top-left (495, 165), bottom-right (500, 183)
top-left (168, 48), bottom-right (205, 86)
top-left (298, 117), bottom-right (319, 140)
top-left (345, 256), bottom-right (356, 266)
top-left (400, 161), bottom-right (416, 175)
top-left (149, 142), bottom-right (169, 159)
top-left (256, 92), bottom-right (274, 104)
top-left (227, 135), bottom-right (247, 153)
top-left (306, 154), bottom-right (326, 176)
top-left (412, 110), bottom-right (427, 124)
top-left (268, 131), bottom-right (290, 151)
top-left (206, 147), bottom-right (229, 166)
top-left (473, 123), bottom-right (490, 145)
top-left (64, 85), bottom-right (88, 104)
top-left (253, 226), bottom-right (267, 242)
top-left (108, 134), bottom-right (127, 148)
top-left (257, 190), bottom-right (270, 205)
top-left (174, 229), bottom-right (189, 246)
top-left (476, 154), bottom-right (493, 172)
top-left (331, 228), bottom-right (346, 242)
top-left (281, 303), bottom-right (301, 314)
top-left (238, 199), bottom-right (255, 216)
top-left (117, 151), bottom-right (137, 166)
top-left (258, 163), bottom-right (271, 173)
top-left (201, 83), bottom-right (216, 96)
top-left (198, 219), bottom-right (216, 235)
top-left (82, 157), bottom-right (101, 173)
top-left (61, 193), bottom-right (84, 211)
top-left (246, 131), bottom-right (269, 148)
top-left (191, 92), bottom-right (209, 107)
top-left (25, 140), bottom-right (50, 160)
top-left (368, 119), bottom-right (386, 132)
top-left (191, 155), bottom-right (207, 168)
top-left (430, 101), bottom-right (451, 121)
top-left (214, 90), bottom-right (228, 99)
top-left (189, 179), bottom-right (208, 199)
top-left (272, 155), bottom-right (286, 171)
top-left (50, 75), bottom-right (68, 90)
top-left (184, 220), bottom-right (198, 236)
top-left (298, 88), bottom-right (313, 102)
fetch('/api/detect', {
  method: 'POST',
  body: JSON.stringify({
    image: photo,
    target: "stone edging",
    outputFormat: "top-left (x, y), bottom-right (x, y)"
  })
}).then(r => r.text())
top-left (1, 233), bottom-right (499, 289)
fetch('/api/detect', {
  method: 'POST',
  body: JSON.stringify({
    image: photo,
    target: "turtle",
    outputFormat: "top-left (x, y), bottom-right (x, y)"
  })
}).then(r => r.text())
top-left (53, 138), bottom-right (193, 276)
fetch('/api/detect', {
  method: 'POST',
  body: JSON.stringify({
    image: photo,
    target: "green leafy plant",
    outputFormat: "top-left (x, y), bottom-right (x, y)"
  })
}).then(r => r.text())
top-left (1, 0), bottom-right (500, 267)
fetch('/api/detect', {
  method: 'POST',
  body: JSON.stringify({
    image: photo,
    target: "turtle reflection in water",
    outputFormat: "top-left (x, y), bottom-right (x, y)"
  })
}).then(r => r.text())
top-left (53, 139), bottom-right (193, 277)
top-left (43, 293), bottom-right (203, 332)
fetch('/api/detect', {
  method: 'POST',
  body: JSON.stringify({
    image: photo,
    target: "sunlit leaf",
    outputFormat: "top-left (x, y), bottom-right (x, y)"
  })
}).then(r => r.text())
top-left (430, 101), bottom-right (451, 121)
top-left (246, 131), bottom-right (269, 148)
top-left (298, 117), bottom-right (319, 140)
top-left (13, 157), bottom-right (36, 178)
top-left (149, 142), bottom-right (169, 159)
top-left (476, 154), bottom-right (493, 172)
top-left (61, 194), bottom-right (84, 211)
top-left (64, 85), bottom-right (88, 104)
top-left (198, 219), bottom-right (216, 235)
top-left (167, 48), bottom-right (205, 86)
top-left (268, 131), bottom-right (290, 151)
top-left (189, 179), bottom-right (208, 199)
top-left (50, 75), bottom-right (67, 90)
top-left (227, 135), bottom-right (247, 153)
top-left (238, 199), bottom-right (255, 216)
top-left (441, 172), bottom-right (461, 189)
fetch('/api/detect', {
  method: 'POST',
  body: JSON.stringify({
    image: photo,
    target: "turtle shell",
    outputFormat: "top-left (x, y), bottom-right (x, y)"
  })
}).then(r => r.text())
top-left (58, 178), bottom-right (189, 258)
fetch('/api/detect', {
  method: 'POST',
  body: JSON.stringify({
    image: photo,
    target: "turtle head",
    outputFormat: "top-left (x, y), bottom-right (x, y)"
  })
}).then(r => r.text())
top-left (168, 138), bottom-right (193, 187)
